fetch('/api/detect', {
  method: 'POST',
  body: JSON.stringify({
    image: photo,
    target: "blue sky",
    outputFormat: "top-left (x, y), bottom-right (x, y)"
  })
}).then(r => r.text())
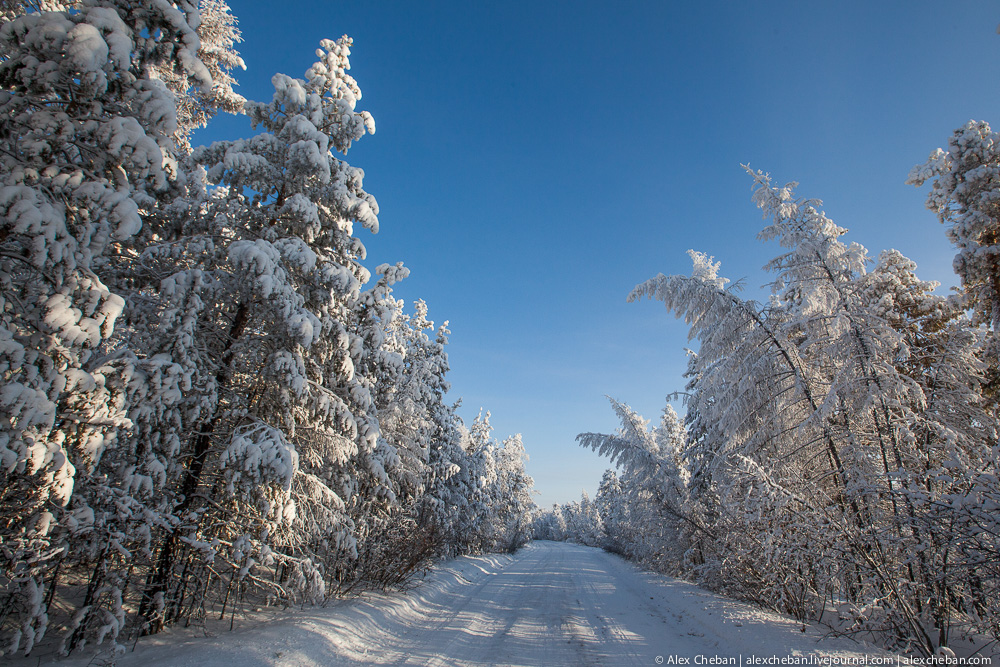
top-left (204, 1), bottom-right (1000, 508)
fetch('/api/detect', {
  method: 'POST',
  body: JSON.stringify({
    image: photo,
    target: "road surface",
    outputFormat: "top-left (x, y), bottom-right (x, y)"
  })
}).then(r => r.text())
top-left (44, 541), bottom-right (891, 666)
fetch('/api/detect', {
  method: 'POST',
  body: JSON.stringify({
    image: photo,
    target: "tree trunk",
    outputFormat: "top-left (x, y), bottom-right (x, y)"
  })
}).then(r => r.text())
top-left (139, 301), bottom-right (250, 634)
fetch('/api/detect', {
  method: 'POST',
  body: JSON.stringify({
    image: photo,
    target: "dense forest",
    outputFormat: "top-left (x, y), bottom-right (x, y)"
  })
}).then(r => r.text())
top-left (537, 151), bottom-right (1000, 656)
top-left (5, 0), bottom-right (1000, 662)
top-left (0, 0), bottom-right (534, 656)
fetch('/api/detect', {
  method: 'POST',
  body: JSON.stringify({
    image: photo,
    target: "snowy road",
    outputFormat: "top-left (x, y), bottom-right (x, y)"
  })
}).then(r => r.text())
top-left (51, 541), bottom-right (892, 666)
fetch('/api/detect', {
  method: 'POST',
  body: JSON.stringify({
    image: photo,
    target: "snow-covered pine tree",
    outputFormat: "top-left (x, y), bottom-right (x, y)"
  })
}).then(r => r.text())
top-left (909, 121), bottom-right (1000, 399)
top-left (410, 318), bottom-right (472, 553)
top-left (332, 266), bottom-right (456, 592)
top-left (160, 0), bottom-right (245, 152)
top-left (491, 433), bottom-right (535, 551)
top-left (441, 412), bottom-right (534, 554)
top-left (0, 0), bottom-right (221, 654)
top-left (0, 0), bottom-right (538, 654)
top-left (355, 296), bottom-right (465, 586)
top-left (593, 470), bottom-right (624, 549)
top-left (132, 34), bottom-right (379, 631)
top-left (454, 412), bottom-right (497, 553)
top-left (531, 503), bottom-right (568, 541)
top-left (58, 1), bottom-right (247, 650)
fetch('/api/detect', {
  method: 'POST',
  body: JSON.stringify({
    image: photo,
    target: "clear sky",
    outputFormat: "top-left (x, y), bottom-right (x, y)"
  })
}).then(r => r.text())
top-left (202, 1), bottom-right (1000, 508)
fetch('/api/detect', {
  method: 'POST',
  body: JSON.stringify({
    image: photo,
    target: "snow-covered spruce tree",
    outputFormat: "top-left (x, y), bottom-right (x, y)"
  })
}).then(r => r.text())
top-left (130, 35), bottom-right (380, 632)
top-left (0, 0), bottom-right (223, 654)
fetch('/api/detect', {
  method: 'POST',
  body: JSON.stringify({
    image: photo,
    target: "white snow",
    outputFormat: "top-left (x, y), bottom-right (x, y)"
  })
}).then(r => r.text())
top-left (28, 541), bottom-right (904, 666)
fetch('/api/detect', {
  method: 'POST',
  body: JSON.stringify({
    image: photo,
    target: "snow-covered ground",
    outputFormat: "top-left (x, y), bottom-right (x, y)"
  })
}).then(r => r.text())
top-left (33, 541), bottom-right (903, 666)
